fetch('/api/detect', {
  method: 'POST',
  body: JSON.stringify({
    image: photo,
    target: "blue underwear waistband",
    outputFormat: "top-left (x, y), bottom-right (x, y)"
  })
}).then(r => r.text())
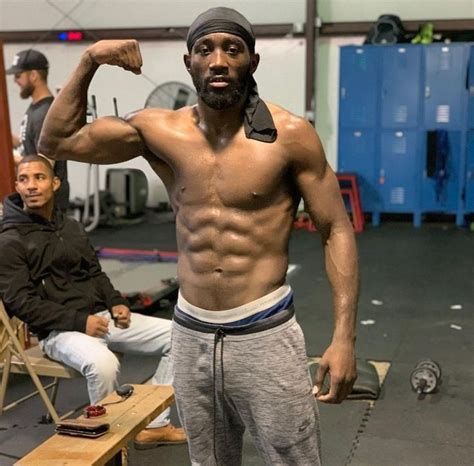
top-left (175, 290), bottom-right (293, 329)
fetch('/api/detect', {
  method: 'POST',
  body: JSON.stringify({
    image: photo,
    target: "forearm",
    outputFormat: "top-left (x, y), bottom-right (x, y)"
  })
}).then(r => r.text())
top-left (323, 222), bottom-right (359, 344)
top-left (38, 52), bottom-right (98, 159)
top-left (13, 153), bottom-right (22, 165)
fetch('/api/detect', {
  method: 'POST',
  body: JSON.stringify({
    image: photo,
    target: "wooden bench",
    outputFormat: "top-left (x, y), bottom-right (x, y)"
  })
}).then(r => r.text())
top-left (15, 384), bottom-right (175, 466)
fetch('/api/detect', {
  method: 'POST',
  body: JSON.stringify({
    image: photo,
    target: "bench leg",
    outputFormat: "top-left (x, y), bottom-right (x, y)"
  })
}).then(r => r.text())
top-left (105, 447), bottom-right (128, 466)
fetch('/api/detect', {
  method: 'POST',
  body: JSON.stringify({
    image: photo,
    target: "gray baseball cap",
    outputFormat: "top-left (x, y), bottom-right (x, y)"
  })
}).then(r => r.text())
top-left (6, 49), bottom-right (49, 75)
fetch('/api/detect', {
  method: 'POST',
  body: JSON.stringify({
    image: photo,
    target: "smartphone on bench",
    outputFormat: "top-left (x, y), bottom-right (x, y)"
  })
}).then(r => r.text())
top-left (56, 418), bottom-right (110, 438)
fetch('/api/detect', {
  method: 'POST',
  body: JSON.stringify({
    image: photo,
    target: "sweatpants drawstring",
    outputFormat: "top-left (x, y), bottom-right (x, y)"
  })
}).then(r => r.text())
top-left (213, 328), bottom-right (226, 465)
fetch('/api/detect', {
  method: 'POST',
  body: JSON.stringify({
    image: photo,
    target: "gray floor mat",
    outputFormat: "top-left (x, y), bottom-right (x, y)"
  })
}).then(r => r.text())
top-left (100, 259), bottom-right (177, 294)
top-left (350, 437), bottom-right (474, 466)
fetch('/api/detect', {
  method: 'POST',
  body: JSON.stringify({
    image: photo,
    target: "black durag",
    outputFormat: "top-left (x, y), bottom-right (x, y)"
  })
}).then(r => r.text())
top-left (186, 7), bottom-right (277, 143)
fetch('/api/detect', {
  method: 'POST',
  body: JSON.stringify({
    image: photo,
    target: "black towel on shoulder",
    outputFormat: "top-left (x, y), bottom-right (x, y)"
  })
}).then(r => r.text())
top-left (244, 77), bottom-right (277, 143)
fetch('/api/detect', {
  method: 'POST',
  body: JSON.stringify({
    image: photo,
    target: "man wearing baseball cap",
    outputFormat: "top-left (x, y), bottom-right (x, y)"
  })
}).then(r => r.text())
top-left (7, 49), bottom-right (69, 211)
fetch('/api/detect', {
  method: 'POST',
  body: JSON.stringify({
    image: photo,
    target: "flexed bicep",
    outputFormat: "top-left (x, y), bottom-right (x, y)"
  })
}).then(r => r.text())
top-left (61, 116), bottom-right (145, 164)
top-left (38, 40), bottom-right (144, 164)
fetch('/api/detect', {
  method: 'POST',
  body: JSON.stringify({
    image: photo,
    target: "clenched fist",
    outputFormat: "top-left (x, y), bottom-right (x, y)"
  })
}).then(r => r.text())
top-left (86, 314), bottom-right (109, 338)
top-left (111, 304), bottom-right (131, 329)
top-left (85, 39), bottom-right (142, 75)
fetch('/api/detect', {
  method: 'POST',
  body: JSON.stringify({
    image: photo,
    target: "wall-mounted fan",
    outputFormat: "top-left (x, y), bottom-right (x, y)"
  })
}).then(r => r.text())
top-left (145, 81), bottom-right (197, 110)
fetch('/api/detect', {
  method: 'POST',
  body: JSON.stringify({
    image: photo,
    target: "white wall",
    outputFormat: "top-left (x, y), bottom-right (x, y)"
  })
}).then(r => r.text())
top-left (0, 0), bottom-right (306, 31)
top-left (5, 38), bottom-right (305, 205)
top-left (318, 0), bottom-right (474, 21)
top-left (1, 0), bottom-right (472, 31)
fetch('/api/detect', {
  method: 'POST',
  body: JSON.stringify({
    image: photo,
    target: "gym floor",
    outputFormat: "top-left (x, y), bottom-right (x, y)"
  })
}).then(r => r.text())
top-left (0, 212), bottom-right (473, 465)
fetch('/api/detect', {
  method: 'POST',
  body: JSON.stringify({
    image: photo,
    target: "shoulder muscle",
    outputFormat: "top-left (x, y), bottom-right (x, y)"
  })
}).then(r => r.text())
top-left (270, 107), bottom-right (327, 177)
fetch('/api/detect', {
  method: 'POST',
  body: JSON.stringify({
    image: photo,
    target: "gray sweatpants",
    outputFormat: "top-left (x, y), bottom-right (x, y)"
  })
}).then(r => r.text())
top-left (171, 316), bottom-right (321, 466)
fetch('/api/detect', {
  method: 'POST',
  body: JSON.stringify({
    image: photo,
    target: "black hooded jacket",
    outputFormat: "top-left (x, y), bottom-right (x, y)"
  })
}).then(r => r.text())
top-left (0, 193), bottom-right (127, 339)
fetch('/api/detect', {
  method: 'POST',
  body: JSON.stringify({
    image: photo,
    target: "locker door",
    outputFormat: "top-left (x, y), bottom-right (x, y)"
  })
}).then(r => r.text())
top-left (468, 46), bottom-right (474, 129)
top-left (465, 131), bottom-right (474, 212)
top-left (379, 131), bottom-right (418, 211)
top-left (421, 131), bottom-right (461, 212)
top-left (424, 44), bottom-right (466, 129)
top-left (381, 46), bottom-right (422, 128)
top-left (339, 46), bottom-right (379, 128)
top-left (338, 129), bottom-right (380, 211)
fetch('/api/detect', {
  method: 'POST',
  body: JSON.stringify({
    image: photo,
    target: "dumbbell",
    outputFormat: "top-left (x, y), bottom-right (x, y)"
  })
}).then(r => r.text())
top-left (410, 359), bottom-right (442, 395)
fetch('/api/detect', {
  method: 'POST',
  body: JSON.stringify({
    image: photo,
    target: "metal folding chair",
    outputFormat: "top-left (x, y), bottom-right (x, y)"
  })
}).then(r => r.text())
top-left (0, 300), bottom-right (81, 423)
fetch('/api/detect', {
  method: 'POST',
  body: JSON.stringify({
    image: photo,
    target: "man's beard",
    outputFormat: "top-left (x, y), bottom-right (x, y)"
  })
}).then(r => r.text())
top-left (20, 82), bottom-right (34, 99)
top-left (192, 71), bottom-right (251, 110)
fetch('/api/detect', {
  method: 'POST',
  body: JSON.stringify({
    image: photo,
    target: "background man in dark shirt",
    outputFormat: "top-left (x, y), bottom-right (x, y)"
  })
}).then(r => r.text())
top-left (7, 49), bottom-right (69, 211)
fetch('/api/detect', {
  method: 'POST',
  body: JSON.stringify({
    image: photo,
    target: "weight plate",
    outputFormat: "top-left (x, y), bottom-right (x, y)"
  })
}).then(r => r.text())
top-left (414, 359), bottom-right (441, 379)
top-left (410, 367), bottom-right (438, 394)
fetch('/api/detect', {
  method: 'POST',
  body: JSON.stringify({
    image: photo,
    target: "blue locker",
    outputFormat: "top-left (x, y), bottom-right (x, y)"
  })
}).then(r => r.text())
top-left (424, 44), bottom-right (466, 129)
top-left (338, 43), bottom-right (472, 226)
top-left (420, 131), bottom-right (461, 213)
top-left (379, 131), bottom-right (418, 211)
top-left (468, 46), bottom-right (474, 129)
top-left (338, 129), bottom-right (380, 211)
top-left (339, 46), bottom-right (379, 128)
top-left (465, 131), bottom-right (474, 212)
top-left (381, 46), bottom-right (422, 128)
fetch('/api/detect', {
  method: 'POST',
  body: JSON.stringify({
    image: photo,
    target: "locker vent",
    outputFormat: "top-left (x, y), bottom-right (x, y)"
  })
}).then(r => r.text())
top-left (394, 105), bottom-right (408, 123)
top-left (390, 187), bottom-right (405, 205)
top-left (392, 136), bottom-right (407, 154)
top-left (436, 105), bottom-right (450, 123)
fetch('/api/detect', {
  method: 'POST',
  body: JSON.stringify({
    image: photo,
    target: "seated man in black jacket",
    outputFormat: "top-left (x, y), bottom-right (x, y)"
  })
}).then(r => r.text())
top-left (0, 155), bottom-right (185, 449)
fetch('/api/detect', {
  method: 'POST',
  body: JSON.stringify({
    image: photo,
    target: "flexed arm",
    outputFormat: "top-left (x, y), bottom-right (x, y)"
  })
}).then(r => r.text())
top-left (39, 40), bottom-right (145, 164)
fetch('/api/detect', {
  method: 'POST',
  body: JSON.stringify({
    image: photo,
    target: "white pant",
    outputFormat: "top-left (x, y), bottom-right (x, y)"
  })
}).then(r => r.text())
top-left (40, 310), bottom-right (172, 428)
